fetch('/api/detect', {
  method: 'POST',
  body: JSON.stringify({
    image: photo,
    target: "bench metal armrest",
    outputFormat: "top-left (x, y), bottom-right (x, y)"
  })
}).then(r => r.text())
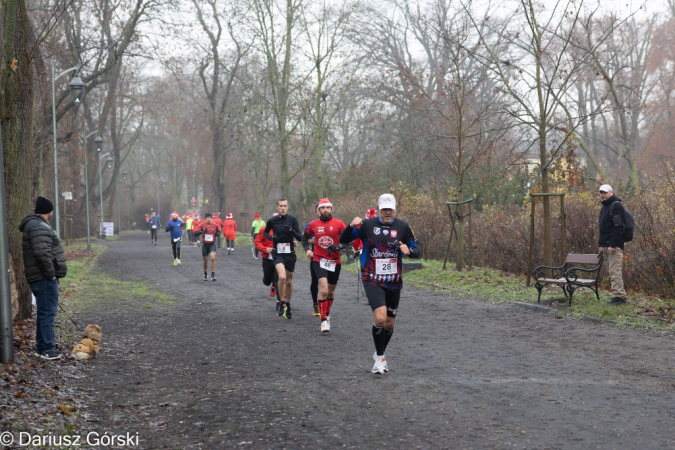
top-left (564, 265), bottom-right (602, 284)
top-left (533, 263), bottom-right (566, 281)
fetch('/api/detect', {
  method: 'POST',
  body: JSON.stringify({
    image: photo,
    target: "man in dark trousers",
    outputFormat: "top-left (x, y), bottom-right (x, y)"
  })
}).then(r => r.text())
top-left (598, 184), bottom-right (628, 305)
top-left (18, 196), bottom-right (68, 360)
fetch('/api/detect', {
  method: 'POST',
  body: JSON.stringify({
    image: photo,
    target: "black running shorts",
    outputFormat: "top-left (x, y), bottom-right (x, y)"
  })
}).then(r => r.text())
top-left (272, 252), bottom-right (296, 272)
top-left (364, 285), bottom-right (401, 317)
top-left (202, 243), bottom-right (216, 258)
top-left (311, 260), bottom-right (341, 285)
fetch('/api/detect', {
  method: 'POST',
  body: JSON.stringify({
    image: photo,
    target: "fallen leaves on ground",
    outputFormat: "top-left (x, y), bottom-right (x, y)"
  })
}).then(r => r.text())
top-left (0, 317), bottom-right (91, 436)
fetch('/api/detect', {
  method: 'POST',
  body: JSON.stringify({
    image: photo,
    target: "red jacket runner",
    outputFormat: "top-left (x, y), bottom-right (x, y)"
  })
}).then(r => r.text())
top-left (254, 227), bottom-right (274, 260)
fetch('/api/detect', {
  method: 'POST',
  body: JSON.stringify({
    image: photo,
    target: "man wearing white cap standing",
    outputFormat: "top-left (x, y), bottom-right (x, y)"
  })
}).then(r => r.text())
top-left (339, 193), bottom-right (420, 374)
top-left (598, 184), bottom-right (628, 305)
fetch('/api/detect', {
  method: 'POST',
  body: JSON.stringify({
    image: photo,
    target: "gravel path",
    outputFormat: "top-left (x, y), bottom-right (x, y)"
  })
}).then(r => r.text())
top-left (70, 231), bottom-right (675, 449)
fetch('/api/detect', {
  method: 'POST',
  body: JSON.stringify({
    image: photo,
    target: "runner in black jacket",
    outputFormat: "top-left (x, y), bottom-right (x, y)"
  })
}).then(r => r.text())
top-left (264, 198), bottom-right (302, 319)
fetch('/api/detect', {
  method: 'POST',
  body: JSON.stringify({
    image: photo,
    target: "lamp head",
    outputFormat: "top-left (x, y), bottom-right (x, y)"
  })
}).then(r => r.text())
top-left (105, 157), bottom-right (113, 169)
top-left (69, 72), bottom-right (86, 107)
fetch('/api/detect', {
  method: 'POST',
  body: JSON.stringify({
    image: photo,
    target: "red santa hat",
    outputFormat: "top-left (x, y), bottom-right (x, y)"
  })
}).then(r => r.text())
top-left (226, 212), bottom-right (233, 219)
top-left (254, 212), bottom-right (261, 218)
top-left (365, 208), bottom-right (377, 219)
top-left (317, 198), bottom-right (332, 209)
top-left (171, 211), bottom-right (179, 217)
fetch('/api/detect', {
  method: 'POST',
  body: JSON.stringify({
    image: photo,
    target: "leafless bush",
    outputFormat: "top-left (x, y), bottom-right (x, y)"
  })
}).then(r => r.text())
top-left (334, 183), bottom-right (675, 298)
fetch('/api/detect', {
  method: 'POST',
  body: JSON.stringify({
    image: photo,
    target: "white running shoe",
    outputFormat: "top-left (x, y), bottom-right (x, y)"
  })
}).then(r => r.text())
top-left (373, 352), bottom-right (388, 373)
top-left (372, 353), bottom-right (386, 374)
top-left (320, 320), bottom-right (330, 333)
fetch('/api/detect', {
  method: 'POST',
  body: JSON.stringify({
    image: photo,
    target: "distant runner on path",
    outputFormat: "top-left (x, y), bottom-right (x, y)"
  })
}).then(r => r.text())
top-left (250, 212), bottom-right (266, 260)
top-left (223, 213), bottom-right (237, 255)
top-left (148, 212), bottom-right (161, 245)
top-left (165, 212), bottom-right (183, 266)
top-left (193, 212), bottom-right (220, 281)
top-left (340, 194), bottom-right (420, 374)
top-left (264, 199), bottom-right (302, 320)
top-left (302, 198), bottom-right (347, 332)
top-left (211, 213), bottom-right (224, 248)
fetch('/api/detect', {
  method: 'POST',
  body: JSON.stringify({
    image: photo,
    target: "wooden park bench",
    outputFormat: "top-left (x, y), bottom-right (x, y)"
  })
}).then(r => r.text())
top-left (533, 252), bottom-right (604, 306)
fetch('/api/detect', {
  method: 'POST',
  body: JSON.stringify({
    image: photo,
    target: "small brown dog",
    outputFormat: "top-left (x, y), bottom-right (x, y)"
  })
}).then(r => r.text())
top-left (70, 324), bottom-right (102, 360)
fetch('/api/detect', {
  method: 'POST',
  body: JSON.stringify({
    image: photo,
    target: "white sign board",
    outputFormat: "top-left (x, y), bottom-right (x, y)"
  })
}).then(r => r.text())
top-left (102, 222), bottom-right (114, 236)
top-left (62, 191), bottom-right (72, 200)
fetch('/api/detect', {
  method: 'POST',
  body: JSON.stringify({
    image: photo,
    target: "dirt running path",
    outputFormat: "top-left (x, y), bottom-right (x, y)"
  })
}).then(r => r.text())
top-left (71, 231), bottom-right (675, 449)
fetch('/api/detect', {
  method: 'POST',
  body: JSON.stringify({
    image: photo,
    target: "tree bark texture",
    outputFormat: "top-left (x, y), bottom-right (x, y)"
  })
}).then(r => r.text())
top-left (2, 0), bottom-right (35, 319)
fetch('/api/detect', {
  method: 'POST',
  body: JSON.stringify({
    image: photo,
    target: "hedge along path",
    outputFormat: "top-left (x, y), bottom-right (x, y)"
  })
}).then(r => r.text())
top-left (67, 231), bottom-right (675, 449)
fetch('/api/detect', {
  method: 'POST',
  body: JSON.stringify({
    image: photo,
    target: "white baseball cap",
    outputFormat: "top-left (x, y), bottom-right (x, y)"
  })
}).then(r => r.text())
top-left (599, 184), bottom-right (613, 193)
top-left (378, 193), bottom-right (396, 210)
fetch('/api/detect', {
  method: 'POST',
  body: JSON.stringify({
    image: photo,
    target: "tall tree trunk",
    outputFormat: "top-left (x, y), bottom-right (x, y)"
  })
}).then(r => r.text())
top-left (2, 0), bottom-right (35, 319)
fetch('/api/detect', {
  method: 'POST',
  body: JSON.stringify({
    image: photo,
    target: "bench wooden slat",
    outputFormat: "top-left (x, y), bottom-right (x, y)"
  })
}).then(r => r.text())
top-left (565, 253), bottom-right (601, 265)
top-left (538, 278), bottom-right (567, 284)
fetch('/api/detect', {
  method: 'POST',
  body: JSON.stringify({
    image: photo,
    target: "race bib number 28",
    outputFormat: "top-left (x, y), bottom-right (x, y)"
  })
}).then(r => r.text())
top-left (376, 258), bottom-right (397, 275)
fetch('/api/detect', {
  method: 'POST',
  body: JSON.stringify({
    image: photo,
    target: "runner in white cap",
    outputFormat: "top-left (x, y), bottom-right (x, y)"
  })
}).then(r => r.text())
top-left (339, 194), bottom-right (421, 374)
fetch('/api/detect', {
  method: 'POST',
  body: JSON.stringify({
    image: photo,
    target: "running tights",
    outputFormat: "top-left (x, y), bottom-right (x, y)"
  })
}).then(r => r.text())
top-left (171, 240), bottom-right (181, 259)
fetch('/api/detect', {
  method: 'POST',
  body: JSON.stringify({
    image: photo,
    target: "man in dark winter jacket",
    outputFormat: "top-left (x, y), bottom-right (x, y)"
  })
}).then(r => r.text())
top-left (598, 184), bottom-right (627, 305)
top-left (18, 196), bottom-right (68, 360)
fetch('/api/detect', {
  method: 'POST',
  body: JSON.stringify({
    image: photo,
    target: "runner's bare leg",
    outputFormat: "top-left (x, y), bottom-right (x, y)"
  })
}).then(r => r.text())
top-left (276, 264), bottom-right (287, 301)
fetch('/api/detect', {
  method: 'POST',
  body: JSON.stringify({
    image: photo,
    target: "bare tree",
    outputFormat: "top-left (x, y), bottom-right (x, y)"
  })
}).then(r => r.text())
top-left (298, 0), bottom-right (364, 197)
top-left (250, 0), bottom-right (307, 199)
top-left (464, 0), bottom-right (617, 267)
top-left (2, 0), bottom-right (36, 318)
top-left (193, 0), bottom-right (248, 213)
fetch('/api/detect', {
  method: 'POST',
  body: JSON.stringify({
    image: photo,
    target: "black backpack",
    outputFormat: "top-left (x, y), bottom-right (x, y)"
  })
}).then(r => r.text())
top-left (610, 201), bottom-right (635, 243)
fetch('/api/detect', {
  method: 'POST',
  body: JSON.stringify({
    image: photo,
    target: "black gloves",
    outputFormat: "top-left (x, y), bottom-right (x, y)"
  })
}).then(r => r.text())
top-left (327, 244), bottom-right (342, 255)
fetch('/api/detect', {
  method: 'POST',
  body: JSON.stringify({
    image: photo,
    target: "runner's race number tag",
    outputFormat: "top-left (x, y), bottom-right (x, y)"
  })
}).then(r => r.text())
top-left (268, 252), bottom-right (274, 260)
top-left (152, 225), bottom-right (157, 229)
top-left (203, 234), bottom-right (214, 243)
top-left (319, 258), bottom-right (337, 272)
top-left (173, 237), bottom-right (181, 242)
top-left (277, 243), bottom-right (291, 253)
top-left (376, 258), bottom-right (397, 275)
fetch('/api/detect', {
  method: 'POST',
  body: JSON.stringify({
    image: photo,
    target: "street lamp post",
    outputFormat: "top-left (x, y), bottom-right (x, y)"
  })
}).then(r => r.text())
top-left (157, 179), bottom-right (166, 217)
top-left (97, 150), bottom-right (112, 238)
top-left (119, 170), bottom-right (128, 233)
top-left (82, 133), bottom-right (101, 251)
top-left (0, 111), bottom-right (14, 363)
top-left (51, 62), bottom-right (85, 239)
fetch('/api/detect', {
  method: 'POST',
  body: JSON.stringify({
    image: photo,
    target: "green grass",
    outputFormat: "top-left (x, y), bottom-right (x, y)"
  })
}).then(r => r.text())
top-left (60, 241), bottom-right (176, 314)
top-left (68, 271), bottom-right (176, 309)
top-left (405, 259), bottom-right (675, 331)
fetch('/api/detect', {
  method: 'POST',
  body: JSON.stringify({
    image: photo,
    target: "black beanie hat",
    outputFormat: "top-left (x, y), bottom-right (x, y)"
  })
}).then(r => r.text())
top-left (35, 196), bottom-right (54, 215)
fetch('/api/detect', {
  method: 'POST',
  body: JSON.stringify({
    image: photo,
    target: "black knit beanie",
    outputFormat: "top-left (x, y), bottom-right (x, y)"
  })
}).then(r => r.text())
top-left (35, 196), bottom-right (54, 215)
